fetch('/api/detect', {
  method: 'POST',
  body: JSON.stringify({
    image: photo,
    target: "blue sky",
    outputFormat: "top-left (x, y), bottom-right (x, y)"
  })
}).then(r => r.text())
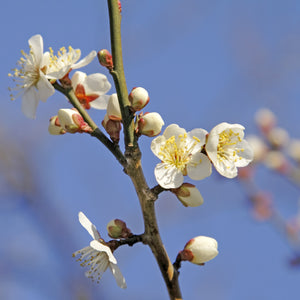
top-left (1, 0), bottom-right (300, 299)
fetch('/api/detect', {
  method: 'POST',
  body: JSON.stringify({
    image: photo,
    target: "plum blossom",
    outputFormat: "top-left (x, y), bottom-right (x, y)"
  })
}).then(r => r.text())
top-left (71, 71), bottom-right (111, 109)
top-left (9, 34), bottom-right (55, 119)
top-left (46, 46), bottom-right (96, 80)
top-left (206, 122), bottom-right (253, 178)
top-left (151, 124), bottom-right (212, 189)
top-left (73, 212), bottom-right (126, 288)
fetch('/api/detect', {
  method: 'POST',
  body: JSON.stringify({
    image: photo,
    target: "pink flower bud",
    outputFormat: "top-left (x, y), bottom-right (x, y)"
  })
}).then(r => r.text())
top-left (171, 183), bottom-right (203, 207)
top-left (107, 94), bottom-right (122, 121)
top-left (137, 112), bottom-right (164, 137)
top-left (128, 87), bottom-right (149, 111)
top-left (183, 236), bottom-right (218, 265)
top-left (107, 219), bottom-right (131, 239)
top-left (58, 109), bottom-right (92, 134)
top-left (48, 116), bottom-right (66, 135)
top-left (102, 113), bottom-right (122, 142)
top-left (97, 49), bottom-right (113, 70)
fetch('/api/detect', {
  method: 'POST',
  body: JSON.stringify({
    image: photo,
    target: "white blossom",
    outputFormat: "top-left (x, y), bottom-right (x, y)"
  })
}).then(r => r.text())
top-left (46, 46), bottom-right (96, 80)
top-left (9, 34), bottom-right (55, 119)
top-left (151, 124), bottom-right (212, 189)
top-left (206, 122), bottom-right (253, 178)
top-left (71, 71), bottom-right (111, 110)
top-left (73, 212), bottom-right (126, 288)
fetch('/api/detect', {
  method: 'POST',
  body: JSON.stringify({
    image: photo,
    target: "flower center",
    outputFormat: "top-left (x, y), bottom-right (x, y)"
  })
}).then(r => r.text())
top-left (159, 133), bottom-right (201, 172)
top-left (8, 47), bottom-right (41, 100)
top-left (48, 46), bottom-right (80, 71)
top-left (217, 129), bottom-right (243, 162)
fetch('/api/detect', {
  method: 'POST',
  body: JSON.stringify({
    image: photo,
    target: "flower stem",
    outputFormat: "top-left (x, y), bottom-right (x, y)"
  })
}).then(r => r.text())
top-left (53, 82), bottom-right (127, 167)
top-left (107, 0), bottom-right (135, 149)
top-left (125, 148), bottom-right (182, 300)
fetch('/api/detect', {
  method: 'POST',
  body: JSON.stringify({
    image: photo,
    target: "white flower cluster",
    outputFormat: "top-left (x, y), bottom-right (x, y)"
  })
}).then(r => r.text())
top-left (9, 34), bottom-right (109, 119)
top-left (152, 122), bottom-right (253, 189)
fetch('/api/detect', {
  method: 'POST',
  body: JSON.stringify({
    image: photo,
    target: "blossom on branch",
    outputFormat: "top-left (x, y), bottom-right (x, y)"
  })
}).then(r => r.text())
top-left (46, 46), bottom-right (96, 80)
top-left (151, 124), bottom-right (212, 189)
top-left (73, 212), bottom-right (126, 288)
top-left (71, 71), bottom-right (111, 110)
top-left (8, 34), bottom-right (55, 119)
top-left (206, 122), bottom-right (253, 178)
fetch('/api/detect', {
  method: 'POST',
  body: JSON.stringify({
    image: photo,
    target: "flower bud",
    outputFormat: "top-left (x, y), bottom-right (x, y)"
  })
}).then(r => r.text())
top-left (107, 93), bottom-right (122, 121)
top-left (255, 108), bottom-right (276, 134)
top-left (137, 112), bottom-right (164, 137)
top-left (107, 219), bottom-right (131, 239)
top-left (102, 113), bottom-right (122, 143)
top-left (183, 236), bottom-right (218, 265)
top-left (171, 183), bottom-right (203, 207)
top-left (48, 115), bottom-right (66, 135)
top-left (58, 109), bottom-right (92, 134)
top-left (97, 49), bottom-right (113, 70)
top-left (128, 87), bottom-right (149, 111)
top-left (267, 127), bottom-right (289, 148)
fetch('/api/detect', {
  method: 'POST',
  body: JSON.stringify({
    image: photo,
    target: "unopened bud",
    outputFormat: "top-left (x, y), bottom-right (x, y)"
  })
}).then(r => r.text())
top-left (58, 109), bottom-right (92, 134)
top-left (48, 116), bottom-right (66, 135)
top-left (118, 0), bottom-right (122, 12)
top-left (102, 114), bottom-right (122, 142)
top-left (97, 49), bottom-right (113, 70)
top-left (107, 94), bottom-right (122, 121)
top-left (107, 219), bottom-right (131, 239)
top-left (267, 127), bottom-right (289, 148)
top-left (128, 87), bottom-right (149, 111)
top-left (182, 236), bottom-right (218, 265)
top-left (137, 112), bottom-right (164, 137)
top-left (171, 183), bottom-right (203, 207)
top-left (255, 108), bottom-right (276, 134)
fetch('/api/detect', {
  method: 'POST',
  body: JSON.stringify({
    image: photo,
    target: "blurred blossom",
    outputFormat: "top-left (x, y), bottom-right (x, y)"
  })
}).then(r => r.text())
top-left (246, 135), bottom-right (268, 163)
top-left (255, 108), bottom-right (277, 134)
top-left (288, 139), bottom-right (300, 163)
top-left (267, 127), bottom-right (289, 149)
top-left (264, 150), bottom-right (289, 173)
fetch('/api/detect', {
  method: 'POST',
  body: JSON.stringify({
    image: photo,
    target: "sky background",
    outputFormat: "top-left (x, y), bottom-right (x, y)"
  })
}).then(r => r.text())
top-left (1, 0), bottom-right (300, 299)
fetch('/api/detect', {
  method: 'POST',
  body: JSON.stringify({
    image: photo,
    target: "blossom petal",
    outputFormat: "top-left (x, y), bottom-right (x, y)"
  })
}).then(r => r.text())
top-left (163, 124), bottom-right (186, 140)
top-left (71, 71), bottom-right (86, 89)
top-left (36, 75), bottom-right (55, 102)
top-left (187, 153), bottom-right (212, 180)
top-left (90, 240), bottom-right (117, 264)
top-left (90, 94), bottom-right (110, 109)
top-left (78, 212), bottom-right (101, 240)
top-left (72, 50), bottom-right (97, 69)
top-left (109, 263), bottom-right (127, 289)
top-left (151, 135), bottom-right (166, 158)
top-left (154, 163), bottom-right (183, 188)
top-left (22, 88), bottom-right (39, 119)
top-left (187, 128), bottom-right (207, 148)
top-left (235, 140), bottom-right (254, 167)
top-left (84, 73), bottom-right (111, 95)
top-left (28, 34), bottom-right (43, 65)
